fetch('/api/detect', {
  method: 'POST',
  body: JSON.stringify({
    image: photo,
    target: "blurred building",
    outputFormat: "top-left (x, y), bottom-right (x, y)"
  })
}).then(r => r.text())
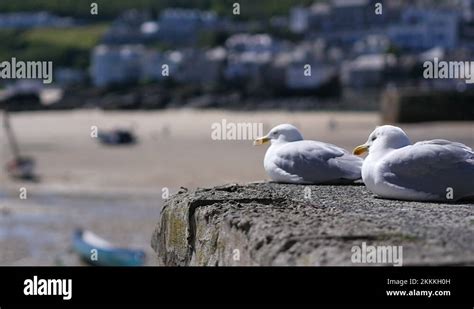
top-left (224, 34), bottom-right (280, 82)
top-left (55, 68), bottom-right (86, 87)
top-left (174, 47), bottom-right (226, 86)
top-left (86, 0), bottom-right (472, 94)
top-left (285, 61), bottom-right (336, 91)
top-left (142, 50), bottom-right (179, 82)
top-left (91, 43), bottom-right (226, 87)
top-left (341, 54), bottom-right (396, 88)
top-left (0, 11), bottom-right (74, 29)
top-left (225, 33), bottom-right (279, 54)
top-left (388, 8), bottom-right (459, 51)
top-left (460, 0), bottom-right (474, 21)
top-left (101, 8), bottom-right (221, 47)
top-left (157, 8), bottom-right (219, 46)
top-left (290, 0), bottom-right (401, 43)
top-left (102, 10), bottom-right (153, 45)
top-left (289, 0), bottom-right (469, 36)
top-left (289, 4), bottom-right (329, 34)
top-left (91, 45), bottom-right (145, 87)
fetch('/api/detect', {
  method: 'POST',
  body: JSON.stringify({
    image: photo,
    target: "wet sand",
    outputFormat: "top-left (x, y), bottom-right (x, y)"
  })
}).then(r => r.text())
top-left (1, 109), bottom-right (473, 265)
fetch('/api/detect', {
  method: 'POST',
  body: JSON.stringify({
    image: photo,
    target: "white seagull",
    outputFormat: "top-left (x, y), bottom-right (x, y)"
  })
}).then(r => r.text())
top-left (254, 124), bottom-right (362, 184)
top-left (353, 125), bottom-right (474, 202)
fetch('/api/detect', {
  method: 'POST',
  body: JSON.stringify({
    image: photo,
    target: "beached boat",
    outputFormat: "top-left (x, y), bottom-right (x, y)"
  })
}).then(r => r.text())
top-left (5, 157), bottom-right (36, 179)
top-left (72, 229), bottom-right (146, 266)
top-left (98, 128), bottom-right (137, 145)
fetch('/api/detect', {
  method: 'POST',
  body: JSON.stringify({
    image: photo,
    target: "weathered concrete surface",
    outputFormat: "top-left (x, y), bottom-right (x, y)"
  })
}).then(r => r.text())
top-left (151, 182), bottom-right (474, 266)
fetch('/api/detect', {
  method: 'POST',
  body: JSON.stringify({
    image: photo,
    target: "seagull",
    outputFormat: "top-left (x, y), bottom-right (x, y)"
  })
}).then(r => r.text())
top-left (353, 125), bottom-right (474, 202)
top-left (253, 124), bottom-right (362, 184)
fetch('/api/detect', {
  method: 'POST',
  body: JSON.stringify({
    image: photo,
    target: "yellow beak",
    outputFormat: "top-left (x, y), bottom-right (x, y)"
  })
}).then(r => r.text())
top-left (353, 144), bottom-right (369, 155)
top-left (253, 136), bottom-right (270, 146)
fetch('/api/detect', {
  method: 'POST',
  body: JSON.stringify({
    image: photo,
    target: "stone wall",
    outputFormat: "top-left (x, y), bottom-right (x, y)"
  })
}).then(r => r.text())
top-left (151, 183), bottom-right (474, 266)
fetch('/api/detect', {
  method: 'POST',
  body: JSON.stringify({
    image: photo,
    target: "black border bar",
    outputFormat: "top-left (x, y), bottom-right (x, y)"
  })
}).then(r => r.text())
top-left (0, 266), bottom-right (472, 306)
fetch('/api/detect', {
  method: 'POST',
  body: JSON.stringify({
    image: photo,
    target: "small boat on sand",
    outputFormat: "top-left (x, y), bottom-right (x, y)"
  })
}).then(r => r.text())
top-left (5, 156), bottom-right (36, 180)
top-left (98, 128), bottom-right (137, 145)
top-left (72, 229), bottom-right (146, 266)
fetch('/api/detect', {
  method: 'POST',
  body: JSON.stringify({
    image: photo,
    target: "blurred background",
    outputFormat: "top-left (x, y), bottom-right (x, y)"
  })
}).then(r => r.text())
top-left (0, 0), bottom-right (473, 266)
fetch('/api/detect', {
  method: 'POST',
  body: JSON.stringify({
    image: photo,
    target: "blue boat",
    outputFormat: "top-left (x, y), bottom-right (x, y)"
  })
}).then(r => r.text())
top-left (72, 229), bottom-right (146, 267)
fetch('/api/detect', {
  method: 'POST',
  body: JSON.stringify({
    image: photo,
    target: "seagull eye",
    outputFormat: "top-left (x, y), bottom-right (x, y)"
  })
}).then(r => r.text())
top-left (371, 136), bottom-right (376, 141)
top-left (273, 131), bottom-right (279, 135)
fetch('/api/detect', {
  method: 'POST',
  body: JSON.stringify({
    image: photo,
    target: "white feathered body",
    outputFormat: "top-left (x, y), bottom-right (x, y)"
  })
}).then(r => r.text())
top-left (264, 140), bottom-right (362, 184)
top-left (362, 139), bottom-right (474, 201)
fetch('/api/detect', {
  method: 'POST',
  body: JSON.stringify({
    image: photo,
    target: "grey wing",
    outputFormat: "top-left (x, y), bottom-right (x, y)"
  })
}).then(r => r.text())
top-left (383, 140), bottom-right (474, 199)
top-left (273, 141), bottom-right (362, 183)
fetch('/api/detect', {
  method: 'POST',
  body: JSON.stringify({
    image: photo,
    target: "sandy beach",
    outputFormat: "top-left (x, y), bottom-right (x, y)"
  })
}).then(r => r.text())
top-left (1, 109), bottom-right (473, 265)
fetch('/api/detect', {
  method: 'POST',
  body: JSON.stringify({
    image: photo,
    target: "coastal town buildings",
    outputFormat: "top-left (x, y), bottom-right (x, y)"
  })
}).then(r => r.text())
top-left (84, 2), bottom-right (474, 93)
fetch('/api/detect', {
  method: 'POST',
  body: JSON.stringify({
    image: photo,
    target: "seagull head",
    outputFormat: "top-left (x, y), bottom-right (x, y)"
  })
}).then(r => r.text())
top-left (253, 124), bottom-right (303, 145)
top-left (353, 125), bottom-right (411, 156)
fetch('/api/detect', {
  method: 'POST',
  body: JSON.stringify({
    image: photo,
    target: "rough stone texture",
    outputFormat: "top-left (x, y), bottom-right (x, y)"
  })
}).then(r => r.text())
top-left (151, 182), bottom-right (474, 266)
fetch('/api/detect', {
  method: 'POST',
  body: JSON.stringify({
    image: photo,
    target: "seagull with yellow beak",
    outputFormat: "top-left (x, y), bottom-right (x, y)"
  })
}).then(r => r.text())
top-left (353, 125), bottom-right (474, 202)
top-left (254, 124), bottom-right (362, 184)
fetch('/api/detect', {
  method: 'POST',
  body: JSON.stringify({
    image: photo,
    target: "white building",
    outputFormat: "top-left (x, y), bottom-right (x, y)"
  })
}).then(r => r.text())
top-left (142, 50), bottom-right (184, 82)
top-left (158, 8), bottom-right (218, 45)
top-left (224, 34), bottom-right (279, 81)
top-left (286, 61), bottom-right (335, 90)
top-left (289, 3), bottom-right (331, 34)
top-left (91, 44), bottom-right (225, 87)
top-left (289, 7), bottom-right (309, 34)
top-left (352, 35), bottom-right (391, 56)
top-left (273, 41), bottom-right (335, 90)
top-left (91, 45), bottom-right (145, 87)
top-left (341, 54), bottom-right (396, 88)
top-left (174, 47), bottom-right (226, 85)
top-left (225, 34), bottom-right (278, 54)
top-left (388, 8), bottom-right (459, 51)
top-left (460, 0), bottom-right (474, 21)
top-left (225, 51), bottom-right (272, 81)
